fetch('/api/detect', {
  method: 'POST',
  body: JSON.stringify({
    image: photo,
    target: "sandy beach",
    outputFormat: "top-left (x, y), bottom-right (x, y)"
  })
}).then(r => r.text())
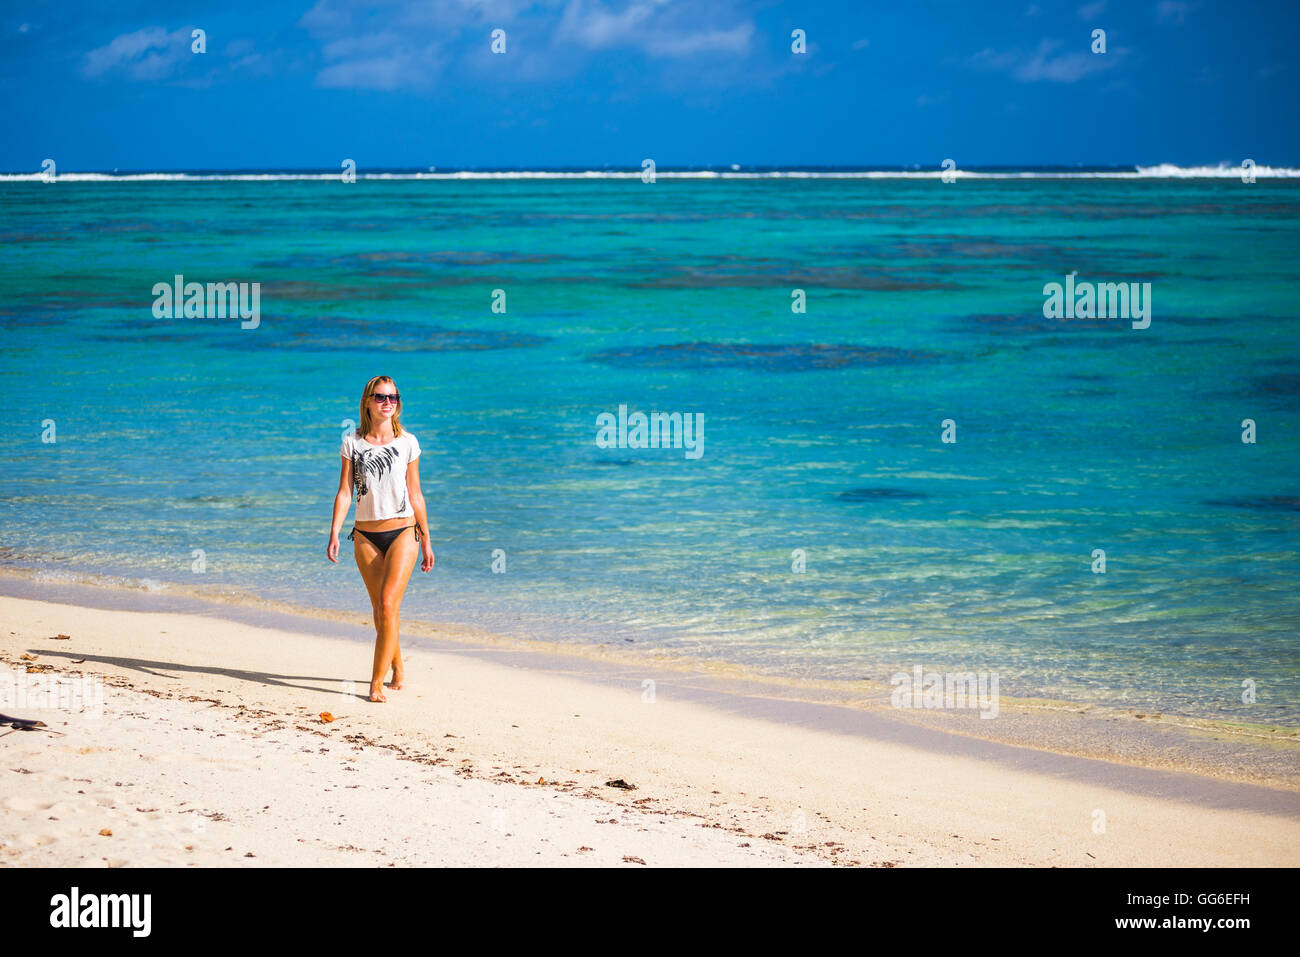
top-left (1, 582), bottom-right (1297, 868)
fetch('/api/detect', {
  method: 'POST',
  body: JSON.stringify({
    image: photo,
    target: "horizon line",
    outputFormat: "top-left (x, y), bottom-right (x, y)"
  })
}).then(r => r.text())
top-left (4, 161), bottom-right (1299, 181)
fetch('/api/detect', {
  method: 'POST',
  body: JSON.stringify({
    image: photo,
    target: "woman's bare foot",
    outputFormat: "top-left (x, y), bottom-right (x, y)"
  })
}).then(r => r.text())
top-left (369, 680), bottom-right (386, 703)
top-left (388, 667), bottom-right (405, 691)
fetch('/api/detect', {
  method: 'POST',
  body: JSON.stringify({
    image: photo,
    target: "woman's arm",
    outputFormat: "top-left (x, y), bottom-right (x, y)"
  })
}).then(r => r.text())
top-left (407, 459), bottom-right (435, 572)
top-left (326, 456), bottom-right (353, 564)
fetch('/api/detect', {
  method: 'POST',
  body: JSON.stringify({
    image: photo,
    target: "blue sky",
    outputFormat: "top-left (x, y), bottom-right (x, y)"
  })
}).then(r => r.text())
top-left (2, 0), bottom-right (1296, 170)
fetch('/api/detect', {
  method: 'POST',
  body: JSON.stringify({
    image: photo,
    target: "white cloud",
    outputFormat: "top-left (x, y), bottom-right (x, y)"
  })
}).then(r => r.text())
top-left (1077, 1), bottom-right (1107, 19)
top-left (1016, 38), bottom-right (1115, 82)
top-left (556, 0), bottom-right (753, 58)
top-left (321, 32), bottom-right (404, 61)
top-left (296, 2), bottom-right (487, 90)
top-left (317, 56), bottom-right (414, 90)
top-left (558, 0), bottom-right (661, 48)
top-left (642, 22), bottom-right (753, 57)
top-left (969, 38), bottom-right (1119, 84)
top-left (313, 31), bottom-right (443, 90)
top-left (967, 47), bottom-right (1020, 72)
top-left (83, 26), bottom-right (194, 80)
top-left (295, 0), bottom-right (756, 89)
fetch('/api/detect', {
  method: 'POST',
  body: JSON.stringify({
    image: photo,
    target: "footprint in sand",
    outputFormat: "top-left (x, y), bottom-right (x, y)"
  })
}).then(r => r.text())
top-left (3, 796), bottom-right (44, 812)
top-left (23, 771), bottom-right (71, 784)
top-left (15, 833), bottom-right (58, 848)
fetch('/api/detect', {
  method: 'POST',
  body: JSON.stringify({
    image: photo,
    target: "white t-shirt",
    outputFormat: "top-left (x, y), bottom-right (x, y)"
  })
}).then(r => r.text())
top-left (341, 431), bottom-right (421, 521)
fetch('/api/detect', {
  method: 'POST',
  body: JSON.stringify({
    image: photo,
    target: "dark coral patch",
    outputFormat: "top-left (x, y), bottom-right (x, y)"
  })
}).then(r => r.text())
top-left (627, 267), bottom-right (956, 291)
top-left (1253, 373), bottom-right (1300, 396)
top-left (836, 488), bottom-right (928, 502)
top-left (226, 317), bottom-right (550, 352)
top-left (588, 341), bottom-right (936, 372)
top-left (1203, 495), bottom-right (1300, 512)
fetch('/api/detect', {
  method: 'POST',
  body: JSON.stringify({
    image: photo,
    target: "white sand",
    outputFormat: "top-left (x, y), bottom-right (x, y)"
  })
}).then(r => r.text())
top-left (2, 594), bottom-right (1297, 867)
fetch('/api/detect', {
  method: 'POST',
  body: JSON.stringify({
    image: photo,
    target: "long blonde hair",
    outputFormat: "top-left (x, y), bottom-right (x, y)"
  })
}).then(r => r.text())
top-left (356, 375), bottom-right (405, 439)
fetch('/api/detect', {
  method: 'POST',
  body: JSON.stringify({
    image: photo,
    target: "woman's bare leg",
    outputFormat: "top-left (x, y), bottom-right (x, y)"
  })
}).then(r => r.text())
top-left (353, 533), bottom-right (388, 700)
top-left (373, 603), bottom-right (405, 688)
top-left (371, 527), bottom-right (419, 700)
top-left (370, 605), bottom-right (403, 684)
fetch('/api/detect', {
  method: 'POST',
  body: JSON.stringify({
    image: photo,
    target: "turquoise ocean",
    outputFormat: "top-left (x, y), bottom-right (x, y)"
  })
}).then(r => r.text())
top-left (1, 169), bottom-right (1297, 724)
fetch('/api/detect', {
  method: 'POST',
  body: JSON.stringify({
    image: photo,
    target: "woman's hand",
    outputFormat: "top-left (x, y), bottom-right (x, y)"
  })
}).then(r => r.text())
top-left (327, 532), bottom-right (340, 564)
top-left (421, 540), bottom-right (435, 572)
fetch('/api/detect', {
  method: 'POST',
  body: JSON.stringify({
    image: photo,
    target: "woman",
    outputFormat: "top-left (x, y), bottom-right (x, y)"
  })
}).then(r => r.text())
top-left (327, 376), bottom-right (435, 702)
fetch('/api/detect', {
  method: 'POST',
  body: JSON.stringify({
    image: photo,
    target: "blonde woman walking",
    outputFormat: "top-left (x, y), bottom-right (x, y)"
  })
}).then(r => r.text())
top-left (327, 376), bottom-right (434, 702)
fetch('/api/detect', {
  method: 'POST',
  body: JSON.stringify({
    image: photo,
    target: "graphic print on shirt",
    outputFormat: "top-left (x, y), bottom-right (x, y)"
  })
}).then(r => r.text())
top-left (351, 442), bottom-right (401, 499)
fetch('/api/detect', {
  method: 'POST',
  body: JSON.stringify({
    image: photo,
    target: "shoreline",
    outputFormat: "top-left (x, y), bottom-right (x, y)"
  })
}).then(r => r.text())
top-left (2, 587), bottom-right (1298, 866)
top-left (1, 567), bottom-right (1296, 793)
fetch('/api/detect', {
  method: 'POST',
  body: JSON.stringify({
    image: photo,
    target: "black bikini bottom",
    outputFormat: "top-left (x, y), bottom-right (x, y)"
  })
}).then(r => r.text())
top-left (348, 524), bottom-right (421, 555)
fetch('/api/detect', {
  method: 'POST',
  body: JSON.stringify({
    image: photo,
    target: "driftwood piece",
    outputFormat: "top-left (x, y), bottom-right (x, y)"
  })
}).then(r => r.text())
top-left (0, 713), bottom-right (63, 737)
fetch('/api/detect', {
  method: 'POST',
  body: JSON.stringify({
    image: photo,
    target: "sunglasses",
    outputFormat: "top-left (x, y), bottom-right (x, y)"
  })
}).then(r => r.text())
top-left (371, 393), bottom-right (400, 404)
